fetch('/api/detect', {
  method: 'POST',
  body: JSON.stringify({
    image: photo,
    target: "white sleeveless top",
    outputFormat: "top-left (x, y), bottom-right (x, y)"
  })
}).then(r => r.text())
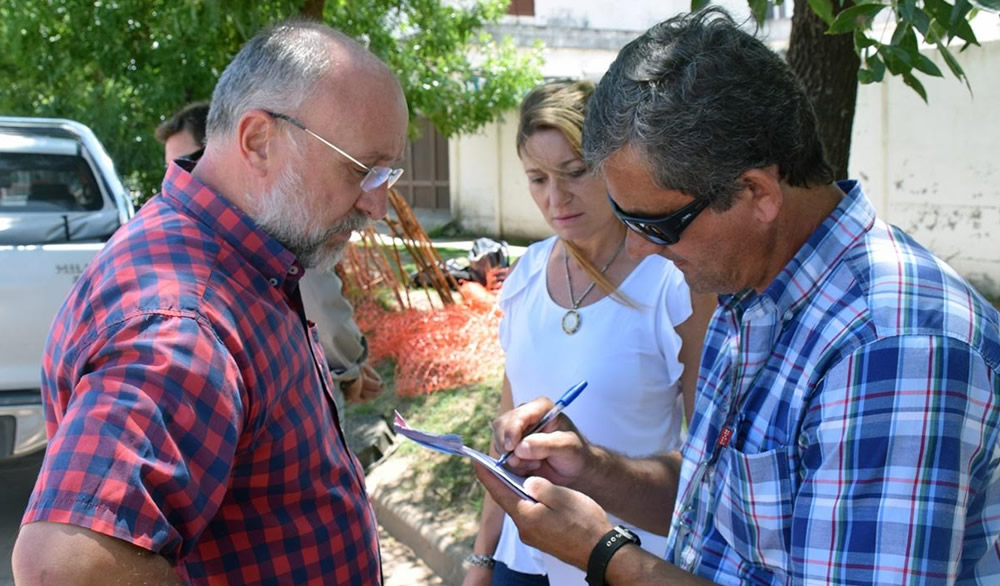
top-left (493, 236), bottom-right (692, 583)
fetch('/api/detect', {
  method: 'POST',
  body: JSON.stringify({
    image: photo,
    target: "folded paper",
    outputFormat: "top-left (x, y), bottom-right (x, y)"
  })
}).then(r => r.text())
top-left (393, 411), bottom-right (535, 502)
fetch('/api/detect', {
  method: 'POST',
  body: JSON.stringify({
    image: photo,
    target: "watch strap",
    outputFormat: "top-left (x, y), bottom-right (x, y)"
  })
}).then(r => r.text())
top-left (464, 553), bottom-right (496, 569)
top-left (586, 525), bottom-right (641, 586)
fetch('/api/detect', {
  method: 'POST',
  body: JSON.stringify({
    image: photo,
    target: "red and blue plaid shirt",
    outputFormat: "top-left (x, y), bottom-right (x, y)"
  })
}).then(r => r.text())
top-left (23, 162), bottom-right (381, 584)
top-left (668, 181), bottom-right (1000, 584)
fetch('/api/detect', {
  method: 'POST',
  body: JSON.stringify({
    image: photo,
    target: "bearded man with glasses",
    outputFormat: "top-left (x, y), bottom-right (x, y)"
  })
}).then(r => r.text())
top-left (156, 101), bottom-right (386, 411)
top-left (15, 21), bottom-right (407, 585)
top-left (478, 7), bottom-right (1000, 586)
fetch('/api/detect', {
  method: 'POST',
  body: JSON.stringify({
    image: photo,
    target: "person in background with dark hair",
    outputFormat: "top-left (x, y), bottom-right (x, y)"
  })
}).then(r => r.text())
top-left (14, 20), bottom-right (407, 584)
top-left (156, 101), bottom-right (383, 406)
top-left (155, 101), bottom-right (210, 164)
top-left (478, 8), bottom-right (1000, 586)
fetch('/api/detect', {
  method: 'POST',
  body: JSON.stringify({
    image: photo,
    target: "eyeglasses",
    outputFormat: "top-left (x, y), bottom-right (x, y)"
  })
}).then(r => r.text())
top-left (265, 110), bottom-right (404, 193)
top-left (607, 193), bottom-right (710, 246)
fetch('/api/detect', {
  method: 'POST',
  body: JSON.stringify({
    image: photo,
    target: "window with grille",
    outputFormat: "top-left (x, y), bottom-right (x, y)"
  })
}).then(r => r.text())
top-left (394, 118), bottom-right (450, 210)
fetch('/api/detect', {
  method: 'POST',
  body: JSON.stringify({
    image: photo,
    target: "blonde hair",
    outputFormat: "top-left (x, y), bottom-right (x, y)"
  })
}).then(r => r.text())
top-left (518, 80), bottom-right (634, 307)
top-left (517, 80), bottom-right (593, 159)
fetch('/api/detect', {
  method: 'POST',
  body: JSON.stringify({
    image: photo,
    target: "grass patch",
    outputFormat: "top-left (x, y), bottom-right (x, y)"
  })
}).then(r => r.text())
top-left (341, 239), bottom-right (522, 541)
top-left (352, 241), bottom-right (469, 283)
top-left (398, 245), bottom-right (468, 279)
top-left (425, 219), bottom-right (467, 239)
top-left (345, 361), bottom-right (501, 521)
top-left (421, 218), bottom-right (538, 251)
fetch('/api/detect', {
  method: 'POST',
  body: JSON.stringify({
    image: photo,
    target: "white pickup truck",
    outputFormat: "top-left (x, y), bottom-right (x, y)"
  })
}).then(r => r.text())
top-left (0, 117), bottom-right (134, 463)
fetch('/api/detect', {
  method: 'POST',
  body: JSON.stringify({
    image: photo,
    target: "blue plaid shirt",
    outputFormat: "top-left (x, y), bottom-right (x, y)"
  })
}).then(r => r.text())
top-left (666, 181), bottom-right (1000, 584)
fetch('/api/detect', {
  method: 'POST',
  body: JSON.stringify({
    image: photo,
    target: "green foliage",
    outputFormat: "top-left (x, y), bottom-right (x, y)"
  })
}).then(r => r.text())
top-left (748, 0), bottom-right (772, 24)
top-left (807, 0), bottom-right (836, 24)
top-left (0, 0), bottom-right (541, 200)
top-left (326, 0), bottom-right (541, 138)
top-left (695, 0), bottom-right (998, 102)
top-left (843, 0), bottom-right (989, 101)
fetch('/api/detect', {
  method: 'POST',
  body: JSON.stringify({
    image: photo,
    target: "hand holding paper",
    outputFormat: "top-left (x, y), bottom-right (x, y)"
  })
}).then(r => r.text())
top-left (496, 380), bottom-right (587, 466)
top-left (393, 411), bottom-right (536, 502)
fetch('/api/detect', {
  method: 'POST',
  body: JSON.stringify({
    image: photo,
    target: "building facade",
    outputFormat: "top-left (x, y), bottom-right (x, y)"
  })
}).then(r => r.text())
top-left (446, 1), bottom-right (1000, 296)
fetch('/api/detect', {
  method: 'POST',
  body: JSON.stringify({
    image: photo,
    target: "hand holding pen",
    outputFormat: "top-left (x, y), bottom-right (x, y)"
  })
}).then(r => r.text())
top-left (495, 380), bottom-right (588, 467)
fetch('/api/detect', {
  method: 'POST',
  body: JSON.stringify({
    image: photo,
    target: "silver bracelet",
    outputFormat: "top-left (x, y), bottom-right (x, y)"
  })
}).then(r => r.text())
top-left (464, 553), bottom-right (496, 569)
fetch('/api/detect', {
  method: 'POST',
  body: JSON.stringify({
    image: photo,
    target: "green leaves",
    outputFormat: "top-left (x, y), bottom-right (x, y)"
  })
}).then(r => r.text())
top-left (808, 0), bottom-right (836, 24)
top-left (937, 41), bottom-right (970, 90)
top-left (687, 0), bottom-right (994, 105)
top-left (0, 0), bottom-right (541, 200)
top-left (858, 50), bottom-right (886, 83)
top-left (344, 0), bottom-right (542, 140)
top-left (695, 0), bottom-right (993, 102)
top-left (816, 0), bottom-right (991, 101)
top-left (748, 0), bottom-right (771, 23)
top-left (828, 3), bottom-right (888, 33)
top-left (901, 70), bottom-right (929, 100)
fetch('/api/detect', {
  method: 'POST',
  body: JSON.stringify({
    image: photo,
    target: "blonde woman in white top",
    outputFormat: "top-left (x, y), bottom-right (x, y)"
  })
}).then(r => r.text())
top-left (463, 80), bottom-right (714, 586)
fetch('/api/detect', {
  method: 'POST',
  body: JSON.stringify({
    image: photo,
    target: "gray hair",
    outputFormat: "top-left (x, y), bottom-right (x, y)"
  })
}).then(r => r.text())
top-left (207, 21), bottom-right (364, 140)
top-left (583, 7), bottom-right (833, 210)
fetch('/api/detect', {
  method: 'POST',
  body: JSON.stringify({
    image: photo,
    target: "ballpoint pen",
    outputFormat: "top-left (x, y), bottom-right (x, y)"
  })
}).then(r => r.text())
top-left (495, 380), bottom-right (588, 467)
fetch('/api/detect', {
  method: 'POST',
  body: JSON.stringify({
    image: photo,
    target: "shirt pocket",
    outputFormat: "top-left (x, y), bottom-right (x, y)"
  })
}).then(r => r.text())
top-left (713, 445), bottom-right (794, 577)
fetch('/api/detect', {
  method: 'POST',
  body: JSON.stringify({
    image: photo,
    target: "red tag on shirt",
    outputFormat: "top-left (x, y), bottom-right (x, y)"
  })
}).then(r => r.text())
top-left (716, 426), bottom-right (733, 448)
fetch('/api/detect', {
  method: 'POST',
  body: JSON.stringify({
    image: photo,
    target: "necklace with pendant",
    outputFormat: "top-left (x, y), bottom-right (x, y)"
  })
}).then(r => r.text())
top-left (561, 235), bottom-right (626, 335)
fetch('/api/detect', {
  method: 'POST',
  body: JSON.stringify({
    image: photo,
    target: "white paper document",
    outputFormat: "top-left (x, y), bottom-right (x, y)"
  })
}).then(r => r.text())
top-left (393, 411), bottom-right (536, 502)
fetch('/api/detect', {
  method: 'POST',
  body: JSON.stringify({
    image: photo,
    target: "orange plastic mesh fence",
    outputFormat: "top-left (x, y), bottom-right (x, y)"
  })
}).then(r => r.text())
top-left (353, 281), bottom-right (504, 396)
top-left (335, 190), bottom-right (503, 394)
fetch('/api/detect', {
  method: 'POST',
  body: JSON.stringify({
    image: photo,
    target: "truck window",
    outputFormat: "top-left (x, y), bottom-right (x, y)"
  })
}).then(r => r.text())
top-left (0, 152), bottom-right (103, 213)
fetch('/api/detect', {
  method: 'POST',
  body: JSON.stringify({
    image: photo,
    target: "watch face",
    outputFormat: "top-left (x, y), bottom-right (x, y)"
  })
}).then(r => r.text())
top-left (614, 525), bottom-right (640, 543)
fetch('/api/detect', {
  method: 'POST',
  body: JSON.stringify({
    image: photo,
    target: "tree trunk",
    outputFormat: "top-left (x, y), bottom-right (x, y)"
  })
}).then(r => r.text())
top-left (785, 0), bottom-right (860, 179)
top-left (300, 0), bottom-right (325, 19)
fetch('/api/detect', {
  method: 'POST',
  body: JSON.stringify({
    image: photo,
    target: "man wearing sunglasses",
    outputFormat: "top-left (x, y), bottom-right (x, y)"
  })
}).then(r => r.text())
top-left (15, 21), bottom-right (406, 585)
top-left (479, 8), bottom-right (1000, 586)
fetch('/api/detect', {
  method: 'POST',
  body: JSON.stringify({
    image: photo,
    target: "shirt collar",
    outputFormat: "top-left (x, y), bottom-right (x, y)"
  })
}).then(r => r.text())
top-left (160, 160), bottom-right (305, 288)
top-left (723, 180), bottom-right (875, 320)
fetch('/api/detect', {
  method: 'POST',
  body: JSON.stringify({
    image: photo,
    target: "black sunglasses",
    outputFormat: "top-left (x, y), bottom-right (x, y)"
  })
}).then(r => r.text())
top-left (607, 193), bottom-right (710, 246)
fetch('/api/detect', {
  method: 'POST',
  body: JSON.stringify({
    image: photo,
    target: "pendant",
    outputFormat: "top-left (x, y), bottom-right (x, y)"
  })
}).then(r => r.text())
top-left (561, 309), bottom-right (581, 335)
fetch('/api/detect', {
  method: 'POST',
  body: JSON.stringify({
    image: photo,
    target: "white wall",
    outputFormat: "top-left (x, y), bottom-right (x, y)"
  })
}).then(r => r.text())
top-left (538, 47), bottom-right (623, 82)
top-left (449, 119), bottom-right (503, 235)
top-left (450, 112), bottom-right (552, 240)
top-left (850, 38), bottom-right (1000, 296)
top-left (519, 0), bottom-right (686, 31)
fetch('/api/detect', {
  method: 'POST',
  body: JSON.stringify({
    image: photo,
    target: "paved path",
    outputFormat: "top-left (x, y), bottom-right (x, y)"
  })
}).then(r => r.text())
top-left (380, 523), bottom-right (446, 585)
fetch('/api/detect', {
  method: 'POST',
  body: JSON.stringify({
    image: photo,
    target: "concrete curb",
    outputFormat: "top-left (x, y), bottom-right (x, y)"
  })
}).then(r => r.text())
top-left (366, 451), bottom-right (470, 586)
top-left (344, 418), bottom-right (468, 583)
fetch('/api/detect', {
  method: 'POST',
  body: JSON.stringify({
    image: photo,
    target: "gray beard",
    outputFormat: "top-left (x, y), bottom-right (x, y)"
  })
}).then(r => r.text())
top-left (250, 166), bottom-right (371, 270)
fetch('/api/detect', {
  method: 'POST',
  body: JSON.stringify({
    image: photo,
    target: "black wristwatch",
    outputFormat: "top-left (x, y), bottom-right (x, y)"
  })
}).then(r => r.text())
top-left (585, 525), bottom-right (641, 586)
